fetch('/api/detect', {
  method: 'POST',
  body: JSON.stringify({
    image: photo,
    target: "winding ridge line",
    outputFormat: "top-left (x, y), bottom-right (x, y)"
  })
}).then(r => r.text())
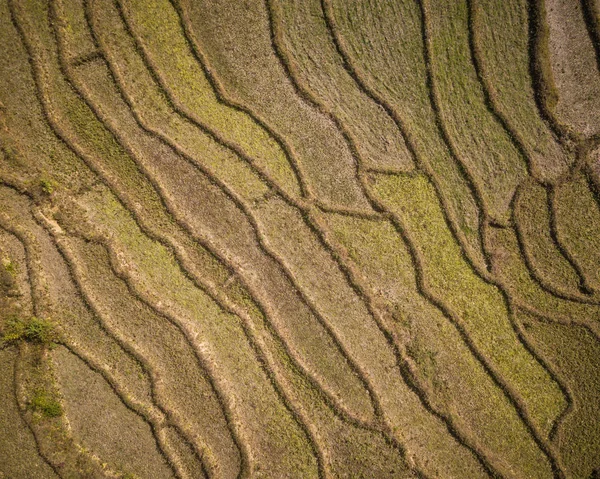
top-left (504, 298), bottom-right (572, 446)
top-left (0, 212), bottom-right (146, 479)
top-left (265, 1), bottom-right (505, 476)
top-left (4, 0), bottom-right (594, 475)
top-left (85, 0), bottom-right (384, 437)
top-left (583, 146), bottom-right (600, 216)
top-left (382, 193), bottom-right (568, 478)
top-left (416, 0), bottom-right (499, 274)
top-left (465, 0), bottom-right (535, 179)
top-left (307, 209), bottom-right (498, 479)
top-left (0, 225), bottom-right (66, 478)
top-left (169, 0), bottom-right (464, 474)
top-left (365, 182), bottom-right (547, 479)
top-left (16, 203), bottom-right (184, 479)
top-left (6, 2), bottom-right (250, 475)
top-left (113, 0), bottom-right (307, 212)
top-left (96, 0), bottom-right (379, 438)
top-left (73, 27), bottom-right (380, 447)
top-left (38, 214), bottom-right (210, 479)
top-left (510, 181), bottom-right (598, 303)
top-left (56, 43), bottom-right (387, 439)
top-left (263, 0), bottom-right (370, 211)
top-left (323, 1), bottom-right (570, 475)
top-left (546, 181), bottom-right (596, 296)
top-left (12, 344), bottom-right (113, 479)
top-left (484, 214), bottom-right (598, 430)
top-left (68, 221), bottom-right (324, 479)
top-left (278, 0), bottom-right (572, 475)
top-left (54, 3), bottom-right (328, 475)
top-left (60, 341), bottom-right (183, 479)
top-left (527, 0), bottom-right (579, 145)
top-left (324, 0), bottom-right (492, 280)
top-left (67, 227), bottom-right (253, 479)
top-left (512, 307), bottom-right (576, 443)
top-left (170, 0), bottom-right (376, 221)
top-left (42, 0), bottom-right (336, 455)
top-left (168, 0), bottom-right (312, 202)
top-left (416, 3), bottom-right (571, 471)
top-left (316, 0), bottom-right (417, 172)
top-left (11, 349), bottom-right (64, 479)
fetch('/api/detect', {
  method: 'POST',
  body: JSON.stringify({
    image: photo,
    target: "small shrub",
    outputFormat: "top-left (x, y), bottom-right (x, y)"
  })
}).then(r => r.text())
top-left (2, 316), bottom-right (56, 344)
top-left (39, 178), bottom-right (55, 195)
top-left (30, 389), bottom-right (62, 418)
top-left (4, 261), bottom-right (16, 276)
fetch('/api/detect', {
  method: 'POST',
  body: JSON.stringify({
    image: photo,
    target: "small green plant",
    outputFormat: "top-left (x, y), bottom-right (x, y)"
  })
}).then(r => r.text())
top-left (2, 316), bottom-right (56, 344)
top-left (4, 261), bottom-right (16, 276)
top-left (39, 177), bottom-right (55, 195)
top-left (30, 389), bottom-right (62, 418)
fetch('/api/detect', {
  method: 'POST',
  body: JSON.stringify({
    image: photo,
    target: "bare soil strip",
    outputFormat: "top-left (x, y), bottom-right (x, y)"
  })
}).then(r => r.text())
top-left (544, 0), bottom-right (600, 137)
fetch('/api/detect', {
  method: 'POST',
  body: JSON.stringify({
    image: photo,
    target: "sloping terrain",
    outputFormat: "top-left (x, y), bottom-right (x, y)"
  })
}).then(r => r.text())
top-left (1, 0), bottom-right (599, 478)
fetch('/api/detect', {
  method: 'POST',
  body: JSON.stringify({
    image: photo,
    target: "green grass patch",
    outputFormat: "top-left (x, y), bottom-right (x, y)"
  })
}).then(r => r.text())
top-left (3, 260), bottom-right (17, 276)
top-left (370, 171), bottom-right (566, 440)
top-left (39, 177), bottom-right (55, 195)
top-left (2, 316), bottom-right (56, 345)
top-left (30, 389), bottom-right (63, 418)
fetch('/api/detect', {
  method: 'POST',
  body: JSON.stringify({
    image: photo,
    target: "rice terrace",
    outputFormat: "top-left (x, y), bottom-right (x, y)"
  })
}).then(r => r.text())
top-left (1, 0), bottom-right (600, 477)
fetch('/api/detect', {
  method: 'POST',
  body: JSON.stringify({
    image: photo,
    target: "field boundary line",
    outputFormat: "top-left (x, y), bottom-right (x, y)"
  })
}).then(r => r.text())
top-left (39, 209), bottom-right (212, 478)
top-left (511, 180), bottom-right (598, 302)
top-left (0, 209), bottom-right (153, 478)
top-left (0, 224), bottom-right (67, 479)
top-left (114, 0), bottom-right (306, 210)
top-left (267, 0), bottom-right (504, 475)
top-left (466, 0), bottom-right (536, 179)
top-left (8, 1), bottom-right (249, 474)
top-left (86, 0), bottom-right (383, 438)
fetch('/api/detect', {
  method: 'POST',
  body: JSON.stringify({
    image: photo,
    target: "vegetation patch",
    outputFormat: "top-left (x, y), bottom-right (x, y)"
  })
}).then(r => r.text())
top-left (2, 316), bottom-right (56, 345)
top-left (30, 389), bottom-right (63, 418)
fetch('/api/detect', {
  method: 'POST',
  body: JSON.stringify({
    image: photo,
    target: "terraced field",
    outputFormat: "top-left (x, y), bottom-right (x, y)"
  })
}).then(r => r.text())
top-left (1, 0), bottom-right (599, 477)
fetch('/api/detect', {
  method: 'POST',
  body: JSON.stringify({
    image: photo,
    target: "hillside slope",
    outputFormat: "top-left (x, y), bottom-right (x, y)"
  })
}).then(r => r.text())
top-left (1, 0), bottom-right (600, 477)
